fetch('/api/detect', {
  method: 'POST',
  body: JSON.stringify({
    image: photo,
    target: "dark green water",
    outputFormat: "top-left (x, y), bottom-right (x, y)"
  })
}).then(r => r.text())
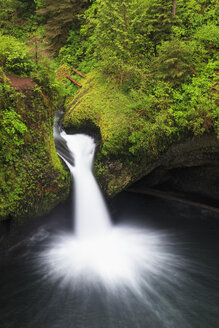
top-left (0, 192), bottom-right (218, 328)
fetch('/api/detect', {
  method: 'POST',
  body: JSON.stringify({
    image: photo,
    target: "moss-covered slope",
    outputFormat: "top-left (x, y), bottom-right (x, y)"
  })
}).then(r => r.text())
top-left (63, 72), bottom-right (219, 198)
top-left (0, 71), bottom-right (70, 223)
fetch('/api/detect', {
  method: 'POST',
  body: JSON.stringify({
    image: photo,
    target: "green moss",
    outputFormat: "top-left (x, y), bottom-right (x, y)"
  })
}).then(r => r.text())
top-left (63, 71), bottom-right (218, 196)
top-left (0, 70), bottom-right (70, 223)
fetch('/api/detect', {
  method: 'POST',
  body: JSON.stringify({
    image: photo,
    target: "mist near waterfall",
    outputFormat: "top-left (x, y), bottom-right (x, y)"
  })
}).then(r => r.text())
top-left (41, 133), bottom-right (184, 294)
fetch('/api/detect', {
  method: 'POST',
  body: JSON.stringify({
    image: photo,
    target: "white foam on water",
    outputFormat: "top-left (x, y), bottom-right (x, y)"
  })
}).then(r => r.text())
top-left (40, 133), bottom-right (185, 294)
top-left (41, 226), bottom-right (177, 293)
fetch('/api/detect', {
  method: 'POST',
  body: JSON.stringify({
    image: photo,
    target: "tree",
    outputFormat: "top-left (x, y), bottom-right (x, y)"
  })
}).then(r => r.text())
top-left (154, 40), bottom-right (198, 85)
top-left (145, 0), bottom-right (176, 50)
top-left (0, 0), bottom-right (39, 37)
top-left (0, 34), bottom-right (36, 75)
top-left (38, 0), bottom-right (91, 55)
top-left (172, 0), bottom-right (177, 16)
top-left (84, 0), bottom-right (152, 82)
top-left (16, 0), bottom-right (37, 18)
top-left (175, 0), bottom-right (219, 37)
top-left (0, 0), bottom-right (19, 30)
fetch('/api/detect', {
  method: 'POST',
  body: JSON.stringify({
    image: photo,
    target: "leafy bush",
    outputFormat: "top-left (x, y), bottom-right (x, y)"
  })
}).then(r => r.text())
top-left (0, 108), bottom-right (28, 164)
top-left (194, 23), bottom-right (219, 48)
top-left (58, 29), bottom-right (82, 66)
top-left (154, 40), bottom-right (201, 85)
top-left (0, 34), bottom-right (36, 75)
top-left (30, 58), bottom-right (65, 107)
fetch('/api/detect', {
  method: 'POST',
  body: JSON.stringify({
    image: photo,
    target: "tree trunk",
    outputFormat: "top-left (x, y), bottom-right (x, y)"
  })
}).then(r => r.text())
top-left (172, 0), bottom-right (177, 16)
top-left (201, 3), bottom-right (207, 14)
top-left (123, 2), bottom-right (127, 32)
top-left (35, 40), bottom-right (38, 64)
top-left (189, 66), bottom-right (198, 77)
top-left (122, 1), bottom-right (128, 52)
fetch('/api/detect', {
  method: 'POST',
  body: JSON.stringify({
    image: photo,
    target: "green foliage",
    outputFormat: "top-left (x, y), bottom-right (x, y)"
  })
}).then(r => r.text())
top-left (175, 0), bottom-right (219, 37)
top-left (194, 23), bottom-right (219, 49)
top-left (154, 40), bottom-right (200, 85)
top-left (58, 29), bottom-right (82, 66)
top-left (0, 0), bottom-right (19, 31)
top-left (0, 0), bottom-right (17, 21)
top-left (82, 0), bottom-right (153, 82)
top-left (30, 57), bottom-right (65, 106)
top-left (37, 0), bottom-right (90, 54)
top-left (34, 0), bottom-right (45, 9)
top-left (64, 66), bottom-right (218, 194)
top-left (144, 0), bottom-right (175, 49)
top-left (0, 69), bottom-right (70, 222)
top-left (0, 108), bottom-right (28, 164)
top-left (0, 0), bottom-right (40, 39)
top-left (0, 0), bottom-right (218, 208)
top-left (170, 72), bottom-right (218, 135)
top-left (0, 34), bottom-right (36, 75)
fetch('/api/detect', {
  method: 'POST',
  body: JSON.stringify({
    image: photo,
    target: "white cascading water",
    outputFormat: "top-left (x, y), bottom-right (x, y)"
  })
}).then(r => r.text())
top-left (61, 132), bottom-right (111, 239)
top-left (4, 118), bottom-right (217, 328)
top-left (41, 130), bottom-right (186, 294)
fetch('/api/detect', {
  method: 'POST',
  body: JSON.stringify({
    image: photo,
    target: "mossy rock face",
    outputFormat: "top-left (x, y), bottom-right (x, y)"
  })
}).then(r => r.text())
top-left (63, 72), bottom-right (219, 200)
top-left (130, 134), bottom-right (219, 202)
top-left (0, 71), bottom-right (71, 225)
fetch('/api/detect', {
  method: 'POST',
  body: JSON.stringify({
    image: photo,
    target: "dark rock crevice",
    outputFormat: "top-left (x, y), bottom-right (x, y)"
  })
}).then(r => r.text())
top-left (128, 134), bottom-right (219, 208)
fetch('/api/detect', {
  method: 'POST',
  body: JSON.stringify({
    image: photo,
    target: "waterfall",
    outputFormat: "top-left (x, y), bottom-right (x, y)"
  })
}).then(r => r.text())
top-left (60, 132), bottom-right (111, 239)
top-left (42, 123), bottom-right (185, 293)
top-left (1, 115), bottom-right (217, 328)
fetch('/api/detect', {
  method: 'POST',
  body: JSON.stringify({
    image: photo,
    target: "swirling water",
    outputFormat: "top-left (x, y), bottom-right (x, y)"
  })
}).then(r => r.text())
top-left (0, 130), bottom-right (218, 328)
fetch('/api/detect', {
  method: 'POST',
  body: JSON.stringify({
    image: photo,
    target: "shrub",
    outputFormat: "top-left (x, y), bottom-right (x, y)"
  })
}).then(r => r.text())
top-left (0, 34), bottom-right (36, 75)
top-left (154, 40), bottom-right (201, 85)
